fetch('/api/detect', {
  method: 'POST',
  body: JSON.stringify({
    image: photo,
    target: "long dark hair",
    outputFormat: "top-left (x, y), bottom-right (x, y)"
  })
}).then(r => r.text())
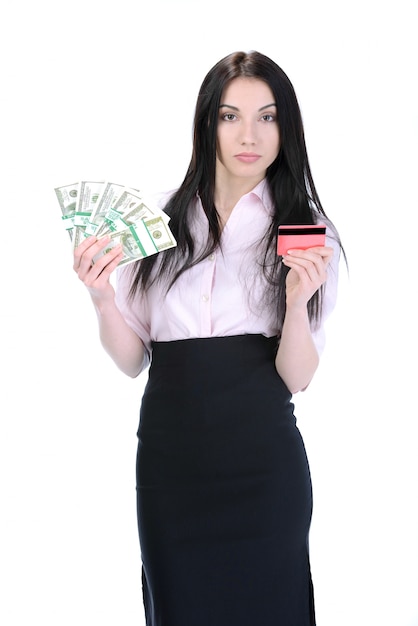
top-left (128, 50), bottom-right (342, 330)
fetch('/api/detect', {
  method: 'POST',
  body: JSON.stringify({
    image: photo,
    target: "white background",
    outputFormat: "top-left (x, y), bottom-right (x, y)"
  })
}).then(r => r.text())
top-left (1, 0), bottom-right (417, 624)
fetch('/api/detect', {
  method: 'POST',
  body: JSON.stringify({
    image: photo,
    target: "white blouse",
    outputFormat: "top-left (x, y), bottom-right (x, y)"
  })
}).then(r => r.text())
top-left (115, 179), bottom-right (340, 367)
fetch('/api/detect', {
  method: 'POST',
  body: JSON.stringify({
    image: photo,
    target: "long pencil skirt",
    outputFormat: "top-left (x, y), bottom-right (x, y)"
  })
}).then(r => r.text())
top-left (136, 334), bottom-right (315, 626)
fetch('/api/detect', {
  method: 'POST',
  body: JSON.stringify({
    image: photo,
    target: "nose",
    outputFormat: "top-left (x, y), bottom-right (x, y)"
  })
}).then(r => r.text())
top-left (239, 119), bottom-right (256, 145)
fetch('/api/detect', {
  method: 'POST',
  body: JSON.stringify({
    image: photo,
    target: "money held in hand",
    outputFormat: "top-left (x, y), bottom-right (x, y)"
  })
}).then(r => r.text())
top-left (54, 180), bottom-right (177, 266)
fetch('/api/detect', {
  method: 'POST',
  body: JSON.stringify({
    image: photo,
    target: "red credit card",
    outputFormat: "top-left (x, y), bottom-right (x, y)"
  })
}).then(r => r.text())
top-left (277, 224), bottom-right (326, 256)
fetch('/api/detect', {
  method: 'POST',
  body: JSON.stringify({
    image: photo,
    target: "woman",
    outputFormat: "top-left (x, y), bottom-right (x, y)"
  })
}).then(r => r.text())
top-left (74, 50), bottom-right (342, 626)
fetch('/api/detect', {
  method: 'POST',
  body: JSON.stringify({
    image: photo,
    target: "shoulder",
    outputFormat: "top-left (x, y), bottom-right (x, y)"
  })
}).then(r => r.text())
top-left (141, 188), bottom-right (178, 212)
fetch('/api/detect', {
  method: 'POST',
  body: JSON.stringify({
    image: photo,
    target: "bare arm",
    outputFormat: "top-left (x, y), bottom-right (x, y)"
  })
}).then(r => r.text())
top-left (275, 246), bottom-right (333, 393)
top-left (73, 236), bottom-right (146, 377)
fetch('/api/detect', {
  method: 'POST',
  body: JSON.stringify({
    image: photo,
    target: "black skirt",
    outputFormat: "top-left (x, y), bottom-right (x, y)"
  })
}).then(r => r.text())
top-left (136, 335), bottom-right (315, 626)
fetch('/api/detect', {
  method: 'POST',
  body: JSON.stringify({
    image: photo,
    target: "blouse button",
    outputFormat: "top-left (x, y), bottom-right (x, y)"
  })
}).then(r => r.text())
top-left (209, 254), bottom-right (215, 261)
top-left (202, 294), bottom-right (209, 302)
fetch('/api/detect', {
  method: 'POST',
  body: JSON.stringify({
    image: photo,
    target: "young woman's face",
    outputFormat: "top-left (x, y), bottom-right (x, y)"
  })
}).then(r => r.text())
top-left (216, 77), bottom-right (280, 184)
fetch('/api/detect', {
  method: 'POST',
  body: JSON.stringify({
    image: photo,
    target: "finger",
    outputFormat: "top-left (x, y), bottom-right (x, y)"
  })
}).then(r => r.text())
top-left (82, 252), bottom-right (124, 290)
top-left (286, 247), bottom-right (332, 273)
top-left (282, 254), bottom-right (327, 285)
top-left (73, 235), bottom-right (97, 268)
top-left (286, 245), bottom-right (333, 260)
top-left (309, 245), bottom-right (334, 267)
top-left (283, 259), bottom-right (326, 287)
top-left (94, 251), bottom-right (124, 283)
top-left (74, 236), bottom-right (111, 274)
top-left (91, 244), bottom-right (123, 276)
top-left (73, 236), bottom-right (96, 271)
top-left (82, 243), bottom-right (123, 283)
top-left (284, 249), bottom-right (325, 271)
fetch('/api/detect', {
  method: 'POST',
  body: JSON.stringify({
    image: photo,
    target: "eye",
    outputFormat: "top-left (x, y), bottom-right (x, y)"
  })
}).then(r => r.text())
top-left (260, 113), bottom-right (276, 122)
top-left (221, 112), bottom-right (237, 122)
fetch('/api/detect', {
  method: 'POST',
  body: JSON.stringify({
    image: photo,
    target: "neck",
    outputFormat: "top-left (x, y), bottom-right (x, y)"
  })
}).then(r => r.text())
top-left (214, 175), bottom-right (263, 218)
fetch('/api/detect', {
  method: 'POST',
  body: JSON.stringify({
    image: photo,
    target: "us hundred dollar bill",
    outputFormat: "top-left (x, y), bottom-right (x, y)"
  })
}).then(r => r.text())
top-left (92, 216), bottom-right (177, 267)
top-left (56, 180), bottom-right (177, 266)
top-left (85, 181), bottom-right (126, 236)
top-left (94, 187), bottom-right (144, 237)
top-left (54, 182), bottom-right (80, 239)
top-left (71, 222), bottom-right (91, 251)
top-left (143, 216), bottom-right (177, 252)
top-left (99, 200), bottom-right (163, 236)
top-left (73, 180), bottom-right (105, 242)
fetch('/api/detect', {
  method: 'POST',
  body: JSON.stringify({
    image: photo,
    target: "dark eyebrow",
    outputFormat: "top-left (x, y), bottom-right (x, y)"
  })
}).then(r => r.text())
top-left (219, 102), bottom-right (276, 111)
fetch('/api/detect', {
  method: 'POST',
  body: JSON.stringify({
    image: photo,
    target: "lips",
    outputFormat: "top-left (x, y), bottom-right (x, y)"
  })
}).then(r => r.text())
top-left (235, 152), bottom-right (261, 163)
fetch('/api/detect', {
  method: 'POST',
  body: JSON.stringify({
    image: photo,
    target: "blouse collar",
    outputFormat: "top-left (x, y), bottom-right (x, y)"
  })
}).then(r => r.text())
top-left (246, 178), bottom-right (275, 217)
top-left (195, 178), bottom-right (275, 217)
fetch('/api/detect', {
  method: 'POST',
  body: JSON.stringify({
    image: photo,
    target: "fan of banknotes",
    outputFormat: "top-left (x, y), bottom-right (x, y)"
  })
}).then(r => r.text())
top-left (54, 180), bottom-right (177, 267)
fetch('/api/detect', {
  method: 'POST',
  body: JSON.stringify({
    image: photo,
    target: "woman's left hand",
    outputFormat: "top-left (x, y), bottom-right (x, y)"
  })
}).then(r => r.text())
top-left (282, 246), bottom-right (333, 310)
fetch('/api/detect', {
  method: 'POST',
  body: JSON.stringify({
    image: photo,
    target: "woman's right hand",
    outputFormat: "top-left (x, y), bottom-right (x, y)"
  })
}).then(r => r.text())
top-left (73, 235), bottom-right (124, 303)
top-left (73, 235), bottom-right (145, 377)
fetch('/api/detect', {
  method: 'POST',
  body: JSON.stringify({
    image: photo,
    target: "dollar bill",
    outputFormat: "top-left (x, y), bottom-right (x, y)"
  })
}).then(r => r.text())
top-left (142, 215), bottom-right (177, 252)
top-left (94, 187), bottom-right (144, 237)
top-left (92, 216), bottom-right (177, 267)
top-left (54, 182), bottom-right (79, 239)
top-left (71, 223), bottom-right (92, 251)
top-left (100, 201), bottom-right (162, 236)
top-left (73, 180), bottom-right (105, 244)
top-left (85, 181), bottom-right (126, 236)
top-left (57, 180), bottom-right (177, 266)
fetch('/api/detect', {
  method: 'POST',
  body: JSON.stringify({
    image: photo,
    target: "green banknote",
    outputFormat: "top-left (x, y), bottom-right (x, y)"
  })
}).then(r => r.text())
top-left (55, 180), bottom-right (177, 266)
top-left (92, 215), bottom-right (177, 267)
top-left (54, 182), bottom-right (80, 240)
